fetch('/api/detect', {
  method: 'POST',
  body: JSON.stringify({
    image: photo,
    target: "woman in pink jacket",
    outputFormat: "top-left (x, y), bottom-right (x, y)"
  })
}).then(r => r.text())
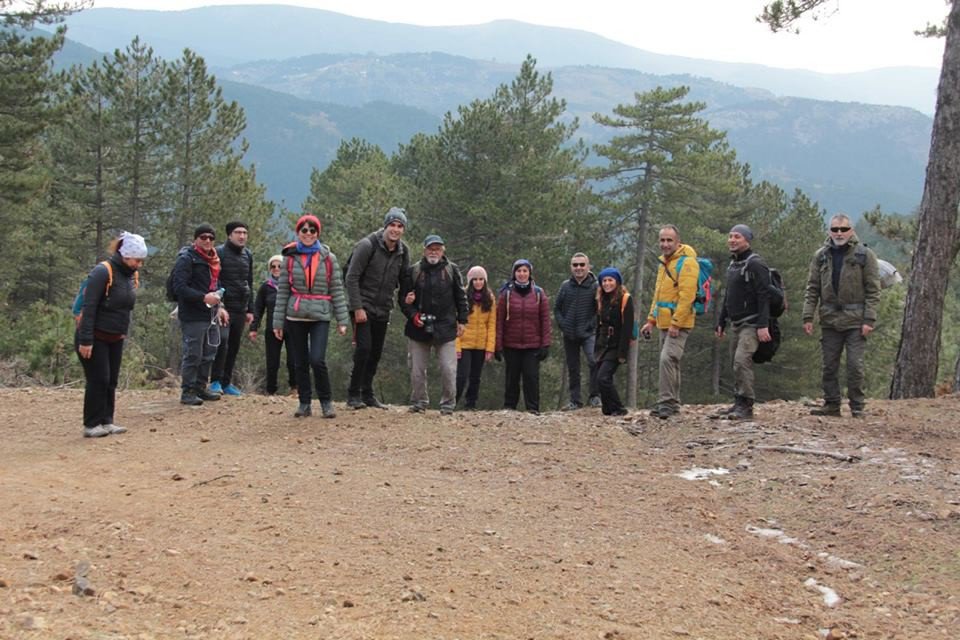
top-left (495, 259), bottom-right (551, 414)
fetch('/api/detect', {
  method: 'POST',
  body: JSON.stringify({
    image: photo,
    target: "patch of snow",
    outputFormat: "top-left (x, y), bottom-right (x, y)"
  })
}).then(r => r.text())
top-left (677, 467), bottom-right (730, 481)
top-left (704, 534), bottom-right (726, 545)
top-left (805, 577), bottom-right (841, 607)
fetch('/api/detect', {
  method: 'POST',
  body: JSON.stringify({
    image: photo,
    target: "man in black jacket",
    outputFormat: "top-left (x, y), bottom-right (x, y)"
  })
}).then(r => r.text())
top-left (173, 224), bottom-right (228, 406)
top-left (714, 224), bottom-right (773, 420)
top-left (400, 235), bottom-right (469, 415)
top-left (209, 221), bottom-right (254, 397)
top-left (344, 207), bottom-right (411, 408)
top-left (554, 252), bottom-right (600, 410)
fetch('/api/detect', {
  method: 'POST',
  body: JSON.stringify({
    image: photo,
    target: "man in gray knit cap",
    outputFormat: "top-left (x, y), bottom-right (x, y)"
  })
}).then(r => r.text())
top-left (714, 224), bottom-right (773, 420)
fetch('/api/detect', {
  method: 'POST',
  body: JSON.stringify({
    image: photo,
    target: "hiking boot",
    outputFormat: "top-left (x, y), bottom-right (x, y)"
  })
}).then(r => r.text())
top-left (650, 404), bottom-right (678, 420)
top-left (222, 384), bottom-right (242, 397)
top-left (364, 396), bottom-right (387, 409)
top-left (294, 403), bottom-right (312, 417)
top-left (561, 401), bottom-right (583, 411)
top-left (208, 381), bottom-right (223, 394)
top-left (723, 398), bottom-right (754, 421)
top-left (408, 404), bottom-right (426, 414)
top-left (83, 425), bottom-right (110, 438)
top-left (347, 395), bottom-right (366, 409)
top-left (104, 423), bottom-right (127, 435)
top-left (850, 405), bottom-right (865, 418)
top-left (810, 404), bottom-right (842, 417)
top-left (180, 393), bottom-right (203, 406)
top-left (440, 406), bottom-right (454, 416)
top-left (588, 395), bottom-right (602, 408)
top-left (709, 396), bottom-right (741, 419)
top-left (320, 401), bottom-right (336, 419)
top-left (197, 389), bottom-right (221, 401)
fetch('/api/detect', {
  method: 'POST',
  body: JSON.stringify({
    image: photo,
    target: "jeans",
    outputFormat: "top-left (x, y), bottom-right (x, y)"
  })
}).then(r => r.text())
top-left (408, 339), bottom-right (457, 410)
top-left (76, 336), bottom-right (124, 428)
top-left (348, 317), bottom-right (389, 400)
top-left (211, 308), bottom-right (247, 386)
top-left (456, 349), bottom-right (486, 408)
top-left (503, 347), bottom-right (540, 412)
top-left (180, 319), bottom-right (219, 394)
top-left (286, 320), bottom-right (332, 405)
top-left (563, 335), bottom-right (598, 404)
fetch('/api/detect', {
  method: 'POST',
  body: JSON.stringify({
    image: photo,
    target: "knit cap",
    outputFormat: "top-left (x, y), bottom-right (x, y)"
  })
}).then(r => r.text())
top-left (598, 266), bottom-right (622, 285)
top-left (466, 266), bottom-right (488, 282)
top-left (383, 207), bottom-right (408, 228)
top-left (730, 224), bottom-right (754, 241)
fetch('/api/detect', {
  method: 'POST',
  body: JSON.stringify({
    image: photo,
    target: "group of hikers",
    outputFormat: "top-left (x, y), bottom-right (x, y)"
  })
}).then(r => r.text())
top-left (74, 208), bottom-right (880, 438)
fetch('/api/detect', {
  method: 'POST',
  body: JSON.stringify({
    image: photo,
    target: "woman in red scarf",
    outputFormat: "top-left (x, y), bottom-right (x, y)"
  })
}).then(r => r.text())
top-left (273, 214), bottom-right (350, 418)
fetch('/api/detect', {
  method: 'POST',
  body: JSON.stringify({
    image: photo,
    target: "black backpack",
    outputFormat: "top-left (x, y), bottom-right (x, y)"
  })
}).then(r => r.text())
top-left (166, 247), bottom-right (190, 302)
top-left (752, 317), bottom-right (782, 363)
top-left (744, 254), bottom-right (787, 318)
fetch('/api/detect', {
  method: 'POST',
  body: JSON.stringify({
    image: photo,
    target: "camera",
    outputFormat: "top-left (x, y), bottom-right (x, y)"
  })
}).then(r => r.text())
top-left (421, 313), bottom-right (437, 334)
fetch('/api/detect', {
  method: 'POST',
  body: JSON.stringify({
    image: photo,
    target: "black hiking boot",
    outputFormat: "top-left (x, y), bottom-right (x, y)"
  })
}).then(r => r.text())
top-left (810, 403), bottom-right (842, 417)
top-left (321, 401), bottom-right (336, 419)
top-left (722, 397), bottom-right (754, 421)
top-left (347, 395), bottom-right (366, 409)
top-left (709, 396), bottom-right (741, 419)
top-left (294, 403), bottom-right (312, 417)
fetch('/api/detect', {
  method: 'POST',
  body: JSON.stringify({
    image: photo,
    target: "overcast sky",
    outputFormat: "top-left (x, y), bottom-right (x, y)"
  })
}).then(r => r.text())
top-left (91, 0), bottom-right (948, 74)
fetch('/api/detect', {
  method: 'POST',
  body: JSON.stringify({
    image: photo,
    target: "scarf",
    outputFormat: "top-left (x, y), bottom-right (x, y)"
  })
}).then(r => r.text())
top-left (193, 239), bottom-right (221, 291)
top-left (296, 240), bottom-right (321, 254)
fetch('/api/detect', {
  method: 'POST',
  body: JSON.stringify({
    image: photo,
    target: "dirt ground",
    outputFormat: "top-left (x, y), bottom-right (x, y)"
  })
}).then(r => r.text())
top-left (0, 388), bottom-right (958, 640)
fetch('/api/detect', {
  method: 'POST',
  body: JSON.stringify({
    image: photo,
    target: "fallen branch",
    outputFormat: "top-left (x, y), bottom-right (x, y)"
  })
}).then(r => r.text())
top-left (522, 440), bottom-right (552, 445)
top-left (753, 445), bottom-right (860, 463)
top-left (191, 474), bottom-right (235, 487)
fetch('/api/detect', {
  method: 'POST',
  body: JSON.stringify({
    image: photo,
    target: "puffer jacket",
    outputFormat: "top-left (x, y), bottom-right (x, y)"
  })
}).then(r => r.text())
top-left (647, 243), bottom-right (699, 330)
top-left (802, 234), bottom-right (881, 330)
top-left (250, 280), bottom-right (278, 333)
top-left (496, 282), bottom-right (551, 351)
top-left (554, 272), bottom-right (598, 340)
top-left (77, 253), bottom-right (138, 345)
top-left (345, 230), bottom-right (410, 320)
top-left (400, 257), bottom-right (469, 344)
top-left (273, 243), bottom-right (349, 330)
top-left (456, 297), bottom-right (497, 353)
top-left (596, 288), bottom-right (635, 363)
top-left (216, 240), bottom-right (254, 314)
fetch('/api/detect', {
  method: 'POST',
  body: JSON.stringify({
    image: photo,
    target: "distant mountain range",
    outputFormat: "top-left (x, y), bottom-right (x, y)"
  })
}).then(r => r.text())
top-left (50, 5), bottom-right (934, 217)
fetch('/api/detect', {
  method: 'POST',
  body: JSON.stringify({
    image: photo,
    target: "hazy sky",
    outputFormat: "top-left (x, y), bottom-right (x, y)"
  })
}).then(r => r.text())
top-left (91, 0), bottom-right (948, 73)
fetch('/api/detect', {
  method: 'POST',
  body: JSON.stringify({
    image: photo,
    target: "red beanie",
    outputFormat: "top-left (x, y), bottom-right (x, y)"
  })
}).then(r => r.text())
top-left (296, 214), bottom-right (322, 234)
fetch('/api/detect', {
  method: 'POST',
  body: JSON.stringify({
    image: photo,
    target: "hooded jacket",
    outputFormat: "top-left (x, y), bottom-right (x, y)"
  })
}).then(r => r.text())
top-left (802, 234), bottom-right (881, 330)
top-left (647, 243), bottom-right (699, 330)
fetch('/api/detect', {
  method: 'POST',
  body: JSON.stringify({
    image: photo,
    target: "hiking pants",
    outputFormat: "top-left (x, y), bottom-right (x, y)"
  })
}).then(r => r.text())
top-left (820, 327), bottom-right (867, 409)
top-left (76, 335), bottom-right (124, 428)
top-left (503, 347), bottom-right (540, 412)
top-left (408, 338), bottom-right (457, 410)
top-left (348, 317), bottom-right (389, 400)
top-left (732, 324), bottom-right (760, 401)
top-left (563, 335), bottom-right (598, 405)
top-left (211, 308), bottom-right (246, 387)
top-left (658, 329), bottom-right (690, 408)
top-left (264, 328), bottom-right (295, 394)
top-left (456, 348), bottom-right (486, 408)
top-left (597, 358), bottom-right (624, 415)
top-left (180, 320), bottom-right (218, 394)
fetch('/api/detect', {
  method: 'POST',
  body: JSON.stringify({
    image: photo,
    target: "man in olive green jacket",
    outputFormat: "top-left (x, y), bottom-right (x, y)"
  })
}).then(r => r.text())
top-left (802, 213), bottom-right (881, 418)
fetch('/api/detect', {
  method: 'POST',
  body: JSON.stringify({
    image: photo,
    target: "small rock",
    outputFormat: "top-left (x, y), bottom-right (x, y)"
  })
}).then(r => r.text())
top-left (0, 578), bottom-right (9, 588)
top-left (163, 548), bottom-right (180, 556)
top-left (200, 436), bottom-right (211, 443)
top-left (23, 551), bottom-right (39, 560)
top-left (52, 571), bottom-right (71, 582)
top-left (75, 560), bottom-right (91, 577)
top-left (427, 611), bottom-right (440, 619)
top-left (244, 573), bottom-right (258, 582)
top-left (401, 590), bottom-right (426, 602)
top-left (73, 577), bottom-right (95, 597)
top-left (343, 599), bottom-right (355, 608)
top-left (171, 473), bottom-right (184, 481)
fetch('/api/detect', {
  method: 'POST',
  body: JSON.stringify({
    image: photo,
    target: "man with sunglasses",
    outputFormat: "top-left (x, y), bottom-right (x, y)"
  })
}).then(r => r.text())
top-left (802, 214), bottom-right (880, 418)
top-left (554, 253), bottom-right (600, 410)
top-left (171, 224), bottom-right (228, 406)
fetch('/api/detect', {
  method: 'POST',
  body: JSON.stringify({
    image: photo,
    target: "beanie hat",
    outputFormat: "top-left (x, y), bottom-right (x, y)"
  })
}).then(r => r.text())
top-left (423, 234), bottom-right (444, 247)
top-left (383, 207), bottom-right (408, 228)
top-left (268, 254), bottom-right (283, 268)
top-left (512, 259), bottom-right (532, 275)
top-left (730, 224), bottom-right (754, 242)
top-left (296, 214), bottom-right (322, 234)
top-left (226, 221), bottom-right (248, 235)
top-left (466, 266), bottom-right (488, 282)
top-left (118, 232), bottom-right (148, 259)
top-left (598, 266), bottom-right (622, 285)
top-left (194, 223), bottom-right (215, 239)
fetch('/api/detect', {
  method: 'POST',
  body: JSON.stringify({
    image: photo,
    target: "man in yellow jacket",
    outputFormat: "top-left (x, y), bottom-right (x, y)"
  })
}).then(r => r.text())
top-left (640, 225), bottom-right (699, 419)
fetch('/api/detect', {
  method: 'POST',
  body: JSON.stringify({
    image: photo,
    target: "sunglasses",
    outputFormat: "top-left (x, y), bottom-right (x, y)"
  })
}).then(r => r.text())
top-left (269, 264), bottom-right (281, 269)
top-left (298, 226), bottom-right (318, 234)
top-left (571, 262), bottom-right (586, 267)
top-left (830, 226), bottom-right (851, 232)
top-left (198, 234), bottom-right (215, 241)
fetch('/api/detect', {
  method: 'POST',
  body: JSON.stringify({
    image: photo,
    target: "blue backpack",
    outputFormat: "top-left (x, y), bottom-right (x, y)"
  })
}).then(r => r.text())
top-left (675, 256), bottom-right (714, 316)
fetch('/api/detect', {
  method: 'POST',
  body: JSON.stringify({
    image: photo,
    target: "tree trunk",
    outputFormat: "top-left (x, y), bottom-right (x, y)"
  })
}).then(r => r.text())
top-left (890, 1), bottom-right (960, 399)
top-left (627, 205), bottom-right (649, 409)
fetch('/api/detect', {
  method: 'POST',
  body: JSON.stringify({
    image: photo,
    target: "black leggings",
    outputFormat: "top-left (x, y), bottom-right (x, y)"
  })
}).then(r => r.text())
top-left (76, 336), bottom-right (124, 428)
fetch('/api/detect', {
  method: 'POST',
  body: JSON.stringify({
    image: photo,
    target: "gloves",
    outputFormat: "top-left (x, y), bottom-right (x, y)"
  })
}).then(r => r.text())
top-left (413, 312), bottom-right (424, 328)
top-left (494, 351), bottom-right (503, 362)
top-left (537, 346), bottom-right (549, 362)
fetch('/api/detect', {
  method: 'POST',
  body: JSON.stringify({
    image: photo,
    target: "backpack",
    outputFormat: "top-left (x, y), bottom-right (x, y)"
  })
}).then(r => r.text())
top-left (73, 260), bottom-right (140, 327)
top-left (752, 317), bottom-right (782, 363)
top-left (411, 260), bottom-right (457, 288)
top-left (675, 256), bottom-right (714, 316)
top-left (816, 244), bottom-right (900, 290)
top-left (743, 254), bottom-right (786, 318)
top-left (166, 247), bottom-right (191, 302)
top-left (341, 236), bottom-right (375, 282)
top-left (596, 286), bottom-right (638, 341)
